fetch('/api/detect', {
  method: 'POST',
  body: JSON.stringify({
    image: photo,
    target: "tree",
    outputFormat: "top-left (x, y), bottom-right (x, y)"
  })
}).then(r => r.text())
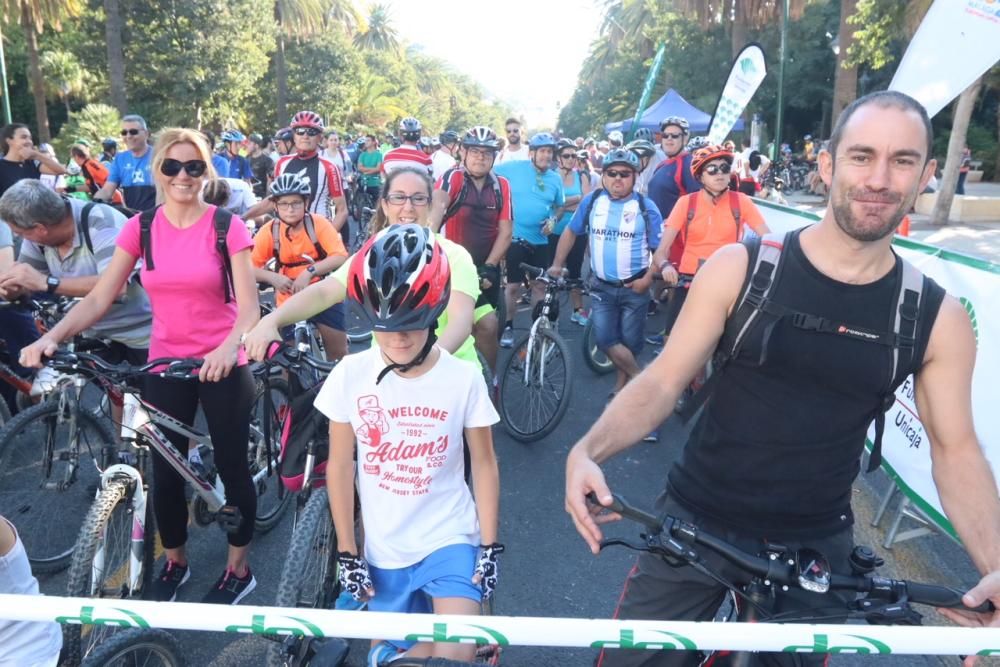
top-left (273, 0), bottom-right (338, 127)
top-left (50, 102), bottom-right (120, 156)
top-left (345, 71), bottom-right (406, 129)
top-left (831, 0), bottom-right (858, 122)
top-left (932, 79), bottom-right (983, 225)
top-left (40, 49), bottom-right (85, 116)
top-left (2, 0), bottom-right (83, 142)
top-left (353, 3), bottom-right (398, 53)
top-left (104, 0), bottom-right (127, 113)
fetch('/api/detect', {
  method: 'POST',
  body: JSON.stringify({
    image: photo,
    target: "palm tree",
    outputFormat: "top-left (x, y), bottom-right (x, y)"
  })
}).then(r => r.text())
top-left (347, 72), bottom-right (405, 128)
top-left (104, 0), bottom-right (127, 114)
top-left (2, 0), bottom-right (83, 142)
top-left (353, 3), bottom-right (399, 53)
top-left (329, 0), bottom-right (364, 33)
top-left (274, 0), bottom-right (338, 126)
top-left (40, 49), bottom-right (85, 116)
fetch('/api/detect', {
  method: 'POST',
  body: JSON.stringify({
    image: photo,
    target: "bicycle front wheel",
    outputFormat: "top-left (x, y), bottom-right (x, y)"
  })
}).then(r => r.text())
top-left (250, 377), bottom-right (292, 532)
top-left (80, 627), bottom-right (186, 667)
top-left (0, 399), bottom-right (116, 572)
top-left (581, 320), bottom-right (614, 375)
top-left (499, 328), bottom-right (573, 442)
top-left (64, 477), bottom-right (155, 665)
top-left (269, 488), bottom-right (339, 667)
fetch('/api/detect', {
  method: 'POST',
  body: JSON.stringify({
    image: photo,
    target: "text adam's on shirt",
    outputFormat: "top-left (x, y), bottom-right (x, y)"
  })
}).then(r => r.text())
top-left (314, 347), bottom-right (499, 568)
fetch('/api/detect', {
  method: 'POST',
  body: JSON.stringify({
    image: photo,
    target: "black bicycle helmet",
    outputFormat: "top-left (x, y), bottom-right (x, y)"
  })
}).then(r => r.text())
top-left (269, 172), bottom-right (312, 200)
top-left (439, 130), bottom-right (460, 145)
top-left (399, 117), bottom-right (422, 142)
top-left (556, 138), bottom-right (576, 152)
top-left (462, 126), bottom-right (499, 150)
top-left (101, 137), bottom-right (117, 149)
top-left (625, 139), bottom-right (657, 160)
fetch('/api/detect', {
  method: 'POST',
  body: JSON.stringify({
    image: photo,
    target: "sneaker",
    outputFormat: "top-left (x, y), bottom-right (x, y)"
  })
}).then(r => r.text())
top-left (367, 640), bottom-right (400, 667)
top-left (150, 560), bottom-right (190, 602)
top-left (645, 332), bottom-right (665, 346)
top-left (201, 567), bottom-right (256, 605)
top-left (643, 430), bottom-right (659, 443)
top-left (499, 326), bottom-right (515, 349)
top-left (334, 588), bottom-right (366, 611)
top-left (647, 300), bottom-right (658, 317)
top-left (571, 310), bottom-right (590, 326)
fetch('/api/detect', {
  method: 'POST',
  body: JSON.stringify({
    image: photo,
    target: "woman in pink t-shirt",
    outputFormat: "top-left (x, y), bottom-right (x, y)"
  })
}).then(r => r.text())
top-left (20, 128), bottom-right (261, 605)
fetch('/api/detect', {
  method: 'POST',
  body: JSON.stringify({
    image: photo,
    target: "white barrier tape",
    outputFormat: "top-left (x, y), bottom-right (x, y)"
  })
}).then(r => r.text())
top-left (3, 595), bottom-right (1000, 656)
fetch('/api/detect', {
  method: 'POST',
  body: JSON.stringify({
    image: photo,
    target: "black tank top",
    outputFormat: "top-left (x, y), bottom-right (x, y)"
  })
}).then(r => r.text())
top-left (668, 230), bottom-right (945, 540)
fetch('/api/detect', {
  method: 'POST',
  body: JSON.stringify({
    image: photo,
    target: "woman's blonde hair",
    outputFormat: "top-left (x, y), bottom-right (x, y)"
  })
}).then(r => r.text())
top-left (151, 127), bottom-right (218, 204)
top-left (370, 166), bottom-right (434, 234)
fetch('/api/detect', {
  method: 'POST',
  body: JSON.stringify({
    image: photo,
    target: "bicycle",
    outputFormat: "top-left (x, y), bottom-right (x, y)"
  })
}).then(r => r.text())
top-left (591, 492), bottom-right (991, 666)
top-left (496, 263), bottom-right (573, 443)
top-left (79, 627), bottom-right (186, 667)
top-left (44, 351), bottom-right (290, 664)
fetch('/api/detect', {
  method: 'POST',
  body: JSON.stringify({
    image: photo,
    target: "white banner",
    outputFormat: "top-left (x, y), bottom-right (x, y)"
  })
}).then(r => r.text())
top-left (889, 0), bottom-right (1000, 117)
top-left (5, 595), bottom-right (1000, 655)
top-left (755, 199), bottom-right (1000, 538)
top-left (707, 44), bottom-right (767, 145)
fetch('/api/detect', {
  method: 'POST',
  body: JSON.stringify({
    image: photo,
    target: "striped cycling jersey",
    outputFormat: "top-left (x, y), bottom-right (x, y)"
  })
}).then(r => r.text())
top-left (568, 190), bottom-right (663, 282)
top-left (274, 152), bottom-right (344, 219)
top-left (381, 145), bottom-right (432, 175)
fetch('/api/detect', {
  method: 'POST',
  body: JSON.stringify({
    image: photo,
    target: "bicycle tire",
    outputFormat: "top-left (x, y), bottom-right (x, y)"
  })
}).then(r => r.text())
top-left (64, 477), bottom-right (155, 665)
top-left (581, 320), bottom-right (614, 375)
top-left (251, 377), bottom-right (292, 532)
top-left (0, 399), bottom-right (116, 573)
top-left (80, 627), bottom-right (186, 667)
top-left (268, 488), bottom-right (339, 667)
top-left (498, 327), bottom-right (573, 442)
top-left (0, 395), bottom-right (10, 427)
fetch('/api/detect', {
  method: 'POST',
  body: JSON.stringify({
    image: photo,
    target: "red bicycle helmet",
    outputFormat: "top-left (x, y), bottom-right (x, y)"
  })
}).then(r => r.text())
top-left (290, 110), bottom-right (324, 130)
top-left (690, 144), bottom-right (734, 178)
top-left (347, 224), bottom-right (451, 332)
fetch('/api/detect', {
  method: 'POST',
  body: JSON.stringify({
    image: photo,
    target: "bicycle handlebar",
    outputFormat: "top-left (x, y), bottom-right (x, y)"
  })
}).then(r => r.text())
top-left (45, 349), bottom-right (203, 381)
top-left (589, 492), bottom-right (993, 614)
top-left (264, 341), bottom-right (338, 374)
top-left (519, 263), bottom-right (568, 284)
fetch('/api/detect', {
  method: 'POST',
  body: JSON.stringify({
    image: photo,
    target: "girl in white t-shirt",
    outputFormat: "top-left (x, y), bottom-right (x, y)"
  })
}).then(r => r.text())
top-left (315, 223), bottom-right (500, 666)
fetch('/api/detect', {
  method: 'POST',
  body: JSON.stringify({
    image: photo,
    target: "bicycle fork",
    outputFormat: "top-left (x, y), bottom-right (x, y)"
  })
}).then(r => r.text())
top-left (92, 464), bottom-right (148, 597)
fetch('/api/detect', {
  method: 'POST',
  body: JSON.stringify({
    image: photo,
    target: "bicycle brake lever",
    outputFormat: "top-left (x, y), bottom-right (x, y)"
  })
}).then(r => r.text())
top-left (855, 598), bottom-right (924, 626)
top-left (599, 537), bottom-right (652, 554)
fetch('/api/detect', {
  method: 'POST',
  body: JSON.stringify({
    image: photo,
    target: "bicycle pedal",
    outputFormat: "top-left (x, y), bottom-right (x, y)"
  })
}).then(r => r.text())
top-left (216, 505), bottom-right (243, 534)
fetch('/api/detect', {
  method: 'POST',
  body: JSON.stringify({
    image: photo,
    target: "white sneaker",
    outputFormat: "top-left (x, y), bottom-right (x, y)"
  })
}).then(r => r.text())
top-left (30, 366), bottom-right (61, 397)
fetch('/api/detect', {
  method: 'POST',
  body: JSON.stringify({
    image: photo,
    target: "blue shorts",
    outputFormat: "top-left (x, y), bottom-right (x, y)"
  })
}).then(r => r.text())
top-left (589, 278), bottom-right (648, 357)
top-left (280, 303), bottom-right (345, 339)
top-left (369, 543), bottom-right (481, 650)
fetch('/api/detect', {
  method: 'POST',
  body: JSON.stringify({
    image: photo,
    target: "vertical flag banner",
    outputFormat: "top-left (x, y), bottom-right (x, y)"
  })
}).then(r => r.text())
top-left (890, 0), bottom-right (1000, 117)
top-left (707, 43), bottom-right (767, 145)
top-left (627, 42), bottom-right (667, 138)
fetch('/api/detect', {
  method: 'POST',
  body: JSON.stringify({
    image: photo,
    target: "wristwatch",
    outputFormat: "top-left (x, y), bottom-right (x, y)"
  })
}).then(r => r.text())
top-left (46, 275), bottom-right (61, 294)
top-left (307, 265), bottom-right (317, 275)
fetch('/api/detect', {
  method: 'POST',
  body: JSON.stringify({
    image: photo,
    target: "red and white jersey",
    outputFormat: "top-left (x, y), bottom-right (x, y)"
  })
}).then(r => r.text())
top-left (382, 145), bottom-right (433, 176)
top-left (274, 152), bottom-right (344, 219)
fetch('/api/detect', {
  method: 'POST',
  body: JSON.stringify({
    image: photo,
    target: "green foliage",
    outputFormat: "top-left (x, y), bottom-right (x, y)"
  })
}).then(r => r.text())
top-left (50, 103), bottom-right (121, 156)
top-left (280, 30), bottom-right (362, 130)
top-left (122, 0), bottom-right (275, 128)
top-left (844, 0), bottom-right (905, 70)
top-left (934, 121), bottom-right (997, 181)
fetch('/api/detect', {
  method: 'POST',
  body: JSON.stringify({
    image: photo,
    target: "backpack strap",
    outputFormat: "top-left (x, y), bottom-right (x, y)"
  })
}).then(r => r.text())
top-left (579, 188), bottom-right (605, 235)
top-left (213, 207), bottom-right (235, 304)
top-left (302, 213), bottom-right (327, 261)
top-left (442, 167), bottom-right (467, 222)
top-left (78, 202), bottom-right (96, 255)
top-left (728, 190), bottom-right (741, 234)
top-left (675, 231), bottom-right (790, 423)
top-left (139, 207), bottom-right (158, 270)
top-left (866, 256), bottom-right (923, 472)
top-left (683, 192), bottom-right (699, 243)
top-left (271, 218), bottom-right (282, 271)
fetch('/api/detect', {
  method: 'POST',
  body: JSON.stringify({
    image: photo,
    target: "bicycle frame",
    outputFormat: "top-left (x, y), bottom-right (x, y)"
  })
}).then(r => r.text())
top-left (519, 272), bottom-right (563, 387)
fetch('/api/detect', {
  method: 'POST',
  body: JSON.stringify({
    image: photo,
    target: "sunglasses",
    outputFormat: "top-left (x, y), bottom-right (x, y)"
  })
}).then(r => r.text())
top-left (120, 128), bottom-right (142, 136)
top-left (385, 192), bottom-right (430, 206)
top-left (603, 169), bottom-right (633, 179)
top-left (703, 163), bottom-right (732, 176)
top-left (661, 132), bottom-right (684, 140)
top-left (559, 153), bottom-right (576, 160)
top-left (294, 128), bottom-right (322, 137)
top-left (160, 159), bottom-right (207, 177)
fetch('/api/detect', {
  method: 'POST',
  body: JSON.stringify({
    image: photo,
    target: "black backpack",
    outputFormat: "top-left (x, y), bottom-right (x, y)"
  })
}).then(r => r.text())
top-left (70, 199), bottom-right (138, 256)
top-left (442, 167), bottom-right (504, 222)
top-left (139, 206), bottom-right (236, 303)
top-left (677, 229), bottom-right (929, 473)
top-left (270, 213), bottom-right (328, 270)
top-left (278, 371), bottom-right (329, 492)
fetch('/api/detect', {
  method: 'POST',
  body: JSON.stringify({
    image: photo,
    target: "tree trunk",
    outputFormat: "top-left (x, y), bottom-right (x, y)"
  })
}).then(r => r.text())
top-left (995, 101), bottom-right (1000, 182)
top-left (21, 6), bottom-right (50, 143)
top-left (932, 78), bottom-right (983, 225)
top-left (832, 0), bottom-right (859, 123)
top-left (731, 2), bottom-right (746, 60)
top-left (104, 0), bottom-right (128, 114)
top-left (276, 33), bottom-right (288, 127)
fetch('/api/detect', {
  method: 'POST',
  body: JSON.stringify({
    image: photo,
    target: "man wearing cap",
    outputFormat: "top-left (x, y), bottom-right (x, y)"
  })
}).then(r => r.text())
top-left (431, 131), bottom-right (460, 181)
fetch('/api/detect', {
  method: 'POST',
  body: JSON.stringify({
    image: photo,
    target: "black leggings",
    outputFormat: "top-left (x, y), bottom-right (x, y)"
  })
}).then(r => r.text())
top-left (144, 367), bottom-right (257, 548)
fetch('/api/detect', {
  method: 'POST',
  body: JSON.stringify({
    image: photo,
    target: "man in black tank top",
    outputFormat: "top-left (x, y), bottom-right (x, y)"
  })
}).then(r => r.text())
top-left (565, 91), bottom-right (1000, 667)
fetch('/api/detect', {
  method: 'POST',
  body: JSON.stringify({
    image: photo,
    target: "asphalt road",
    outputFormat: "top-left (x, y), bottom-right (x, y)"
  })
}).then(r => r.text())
top-left (30, 294), bottom-right (986, 667)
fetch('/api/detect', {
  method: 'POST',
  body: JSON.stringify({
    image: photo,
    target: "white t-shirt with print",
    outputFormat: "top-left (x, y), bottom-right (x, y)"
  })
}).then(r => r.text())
top-left (315, 346), bottom-right (499, 569)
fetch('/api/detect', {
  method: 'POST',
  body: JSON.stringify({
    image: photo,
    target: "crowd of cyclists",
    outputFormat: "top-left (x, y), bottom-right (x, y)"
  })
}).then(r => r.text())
top-left (1, 88), bottom-right (999, 667)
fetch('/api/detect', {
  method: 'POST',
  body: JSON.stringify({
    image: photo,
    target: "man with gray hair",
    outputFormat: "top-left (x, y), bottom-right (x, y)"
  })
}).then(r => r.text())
top-left (94, 114), bottom-right (155, 212)
top-left (0, 179), bottom-right (151, 365)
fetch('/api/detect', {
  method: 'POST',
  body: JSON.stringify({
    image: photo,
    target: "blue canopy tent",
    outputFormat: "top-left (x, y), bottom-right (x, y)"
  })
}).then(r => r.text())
top-left (604, 88), bottom-right (744, 135)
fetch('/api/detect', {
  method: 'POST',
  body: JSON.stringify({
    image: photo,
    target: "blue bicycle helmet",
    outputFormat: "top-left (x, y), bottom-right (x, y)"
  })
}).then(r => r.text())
top-left (528, 132), bottom-right (557, 150)
top-left (221, 130), bottom-right (245, 143)
top-left (633, 127), bottom-right (655, 142)
top-left (602, 148), bottom-right (641, 172)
